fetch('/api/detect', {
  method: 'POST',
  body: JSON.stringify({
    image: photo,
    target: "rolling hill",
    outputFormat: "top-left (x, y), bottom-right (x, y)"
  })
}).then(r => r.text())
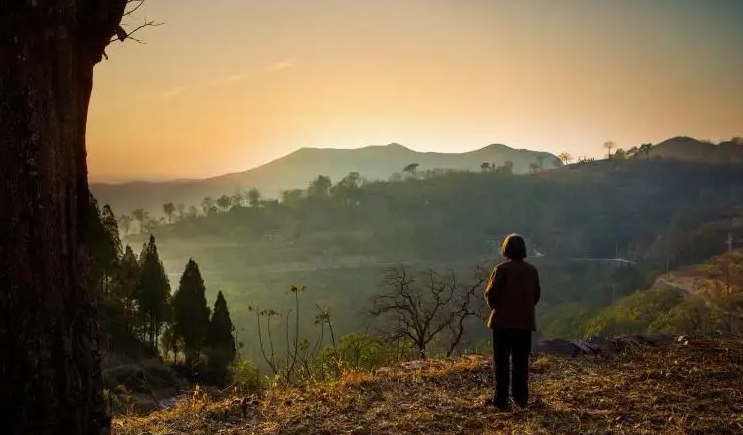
top-left (89, 143), bottom-right (560, 215)
top-left (647, 136), bottom-right (743, 163)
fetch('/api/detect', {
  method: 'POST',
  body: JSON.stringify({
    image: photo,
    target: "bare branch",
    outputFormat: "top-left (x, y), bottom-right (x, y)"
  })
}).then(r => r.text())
top-left (368, 264), bottom-right (487, 359)
top-left (124, 0), bottom-right (147, 16)
top-left (108, 0), bottom-right (164, 45)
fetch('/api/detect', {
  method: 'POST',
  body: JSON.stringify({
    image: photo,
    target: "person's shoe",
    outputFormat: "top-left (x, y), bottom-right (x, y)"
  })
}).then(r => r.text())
top-left (483, 397), bottom-right (509, 410)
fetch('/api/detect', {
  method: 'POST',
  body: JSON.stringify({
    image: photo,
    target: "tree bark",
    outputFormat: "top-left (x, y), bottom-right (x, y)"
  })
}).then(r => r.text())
top-left (0, 1), bottom-right (127, 434)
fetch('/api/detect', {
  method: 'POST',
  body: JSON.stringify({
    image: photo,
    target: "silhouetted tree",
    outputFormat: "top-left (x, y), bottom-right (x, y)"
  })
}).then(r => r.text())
top-left (613, 148), bottom-right (627, 160)
top-left (603, 141), bottom-right (616, 159)
top-left (172, 259), bottom-right (211, 366)
top-left (497, 161), bottom-right (514, 175)
top-left (136, 235), bottom-right (171, 348)
top-left (231, 188), bottom-right (245, 207)
top-left (118, 213), bottom-right (134, 236)
top-left (163, 202), bottom-right (176, 223)
top-left (332, 172), bottom-right (363, 204)
top-left (204, 291), bottom-right (237, 383)
top-left (132, 208), bottom-right (148, 233)
top-left (368, 265), bottom-right (486, 359)
top-left (308, 175), bottom-right (332, 199)
top-left (217, 195), bottom-right (232, 212)
top-left (247, 187), bottom-right (262, 208)
top-left (89, 199), bottom-right (122, 299)
top-left (639, 143), bottom-right (653, 160)
top-left (480, 162), bottom-right (491, 171)
top-left (116, 245), bottom-right (141, 335)
top-left (403, 163), bottom-right (420, 177)
top-left (281, 189), bottom-right (305, 206)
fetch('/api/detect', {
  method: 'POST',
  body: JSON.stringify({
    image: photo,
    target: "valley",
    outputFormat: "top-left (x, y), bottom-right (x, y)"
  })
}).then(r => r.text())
top-left (106, 144), bottom-right (743, 369)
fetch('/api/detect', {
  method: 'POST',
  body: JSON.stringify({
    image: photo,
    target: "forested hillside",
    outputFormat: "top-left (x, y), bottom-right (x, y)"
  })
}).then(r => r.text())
top-left (99, 156), bottom-right (743, 370)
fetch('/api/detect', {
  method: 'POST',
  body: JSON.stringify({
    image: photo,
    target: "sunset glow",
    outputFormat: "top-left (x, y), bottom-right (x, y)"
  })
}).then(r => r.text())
top-left (87, 0), bottom-right (743, 181)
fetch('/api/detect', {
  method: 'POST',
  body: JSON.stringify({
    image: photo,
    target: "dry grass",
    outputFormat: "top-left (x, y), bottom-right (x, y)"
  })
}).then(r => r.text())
top-left (114, 336), bottom-right (743, 435)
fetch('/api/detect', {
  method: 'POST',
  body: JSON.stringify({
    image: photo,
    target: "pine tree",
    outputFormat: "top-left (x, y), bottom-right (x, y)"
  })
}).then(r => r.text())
top-left (116, 245), bottom-right (141, 335)
top-left (204, 291), bottom-right (237, 383)
top-left (172, 258), bottom-right (211, 365)
top-left (135, 234), bottom-right (172, 349)
top-left (88, 195), bottom-right (121, 300)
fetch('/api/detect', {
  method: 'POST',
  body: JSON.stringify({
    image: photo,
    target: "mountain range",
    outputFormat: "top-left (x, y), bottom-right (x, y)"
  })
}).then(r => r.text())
top-left (89, 136), bottom-right (743, 215)
top-left (90, 143), bottom-right (560, 215)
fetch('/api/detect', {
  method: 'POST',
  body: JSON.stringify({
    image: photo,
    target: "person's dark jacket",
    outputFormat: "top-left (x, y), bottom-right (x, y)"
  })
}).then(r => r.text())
top-left (484, 260), bottom-right (541, 331)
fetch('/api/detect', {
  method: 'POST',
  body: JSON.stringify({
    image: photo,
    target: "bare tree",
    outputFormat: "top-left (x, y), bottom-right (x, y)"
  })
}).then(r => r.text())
top-left (249, 286), bottom-right (332, 384)
top-left (368, 265), bottom-right (487, 359)
top-left (1, 1), bottom-right (159, 433)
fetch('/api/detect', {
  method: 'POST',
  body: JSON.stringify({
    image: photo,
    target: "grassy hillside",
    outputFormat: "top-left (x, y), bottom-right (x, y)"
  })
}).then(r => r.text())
top-left (587, 249), bottom-right (743, 337)
top-left (114, 334), bottom-right (743, 435)
top-left (91, 143), bottom-right (560, 215)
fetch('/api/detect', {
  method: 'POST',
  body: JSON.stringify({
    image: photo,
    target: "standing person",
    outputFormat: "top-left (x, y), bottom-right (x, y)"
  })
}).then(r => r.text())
top-left (484, 233), bottom-right (541, 410)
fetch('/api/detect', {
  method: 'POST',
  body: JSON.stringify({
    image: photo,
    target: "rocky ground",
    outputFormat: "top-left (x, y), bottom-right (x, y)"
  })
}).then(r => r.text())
top-left (114, 334), bottom-right (743, 435)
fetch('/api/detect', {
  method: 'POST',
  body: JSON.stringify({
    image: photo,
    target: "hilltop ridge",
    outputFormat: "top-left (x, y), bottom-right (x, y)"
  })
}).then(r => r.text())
top-left (114, 334), bottom-right (743, 435)
top-left (649, 136), bottom-right (743, 163)
top-left (90, 142), bottom-right (558, 214)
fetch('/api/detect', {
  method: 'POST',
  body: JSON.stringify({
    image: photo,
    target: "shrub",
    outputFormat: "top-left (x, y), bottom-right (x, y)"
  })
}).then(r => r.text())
top-left (230, 359), bottom-right (262, 393)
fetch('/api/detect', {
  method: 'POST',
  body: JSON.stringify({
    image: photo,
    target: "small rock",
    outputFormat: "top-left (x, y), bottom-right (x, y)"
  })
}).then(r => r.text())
top-left (536, 339), bottom-right (583, 356)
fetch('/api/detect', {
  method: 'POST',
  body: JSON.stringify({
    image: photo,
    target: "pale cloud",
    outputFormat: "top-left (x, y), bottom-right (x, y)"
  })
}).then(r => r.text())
top-left (158, 86), bottom-right (189, 98)
top-left (263, 58), bottom-right (297, 73)
top-left (158, 57), bottom-right (297, 98)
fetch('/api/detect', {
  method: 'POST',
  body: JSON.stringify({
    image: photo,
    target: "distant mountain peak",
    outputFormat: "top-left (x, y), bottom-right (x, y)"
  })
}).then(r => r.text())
top-left (479, 143), bottom-right (512, 152)
top-left (358, 142), bottom-right (412, 151)
top-left (385, 142), bottom-right (413, 150)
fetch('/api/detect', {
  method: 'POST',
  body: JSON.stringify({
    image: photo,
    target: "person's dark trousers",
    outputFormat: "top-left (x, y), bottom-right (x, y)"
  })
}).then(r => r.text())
top-left (492, 328), bottom-right (532, 408)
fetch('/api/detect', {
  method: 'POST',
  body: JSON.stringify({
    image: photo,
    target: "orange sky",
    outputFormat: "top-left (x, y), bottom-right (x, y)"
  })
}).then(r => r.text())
top-left (87, 0), bottom-right (743, 181)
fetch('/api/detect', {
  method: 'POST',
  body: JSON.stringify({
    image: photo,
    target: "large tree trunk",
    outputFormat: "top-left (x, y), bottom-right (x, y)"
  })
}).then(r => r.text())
top-left (0, 1), bottom-right (126, 434)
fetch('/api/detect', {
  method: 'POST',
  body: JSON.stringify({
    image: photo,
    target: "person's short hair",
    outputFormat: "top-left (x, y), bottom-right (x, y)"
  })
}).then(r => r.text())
top-left (501, 233), bottom-right (527, 260)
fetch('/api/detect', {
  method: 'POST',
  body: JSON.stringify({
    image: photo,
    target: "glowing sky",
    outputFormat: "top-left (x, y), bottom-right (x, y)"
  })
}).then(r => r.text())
top-left (87, 0), bottom-right (743, 181)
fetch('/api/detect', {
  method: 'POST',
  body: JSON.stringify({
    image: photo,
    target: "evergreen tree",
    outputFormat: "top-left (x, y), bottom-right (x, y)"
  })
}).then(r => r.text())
top-left (88, 195), bottom-right (121, 300)
top-left (172, 258), bottom-right (211, 365)
top-left (88, 196), bottom-right (125, 351)
top-left (115, 245), bottom-right (141, 335)
top-left (204, 291), bottom-right (237, 383)
top-left (161, 325), bottom-right (182, 364)
top-left (135, 234), bottom-right (172, 349)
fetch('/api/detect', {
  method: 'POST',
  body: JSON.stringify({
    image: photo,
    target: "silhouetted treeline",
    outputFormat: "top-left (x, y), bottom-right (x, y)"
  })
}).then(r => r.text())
top-left (89, 195), bottom-right (237, 384)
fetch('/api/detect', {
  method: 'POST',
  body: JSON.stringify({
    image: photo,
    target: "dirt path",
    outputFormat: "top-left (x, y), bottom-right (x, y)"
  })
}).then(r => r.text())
top-left (656, 276), bottom-right (743, 319)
